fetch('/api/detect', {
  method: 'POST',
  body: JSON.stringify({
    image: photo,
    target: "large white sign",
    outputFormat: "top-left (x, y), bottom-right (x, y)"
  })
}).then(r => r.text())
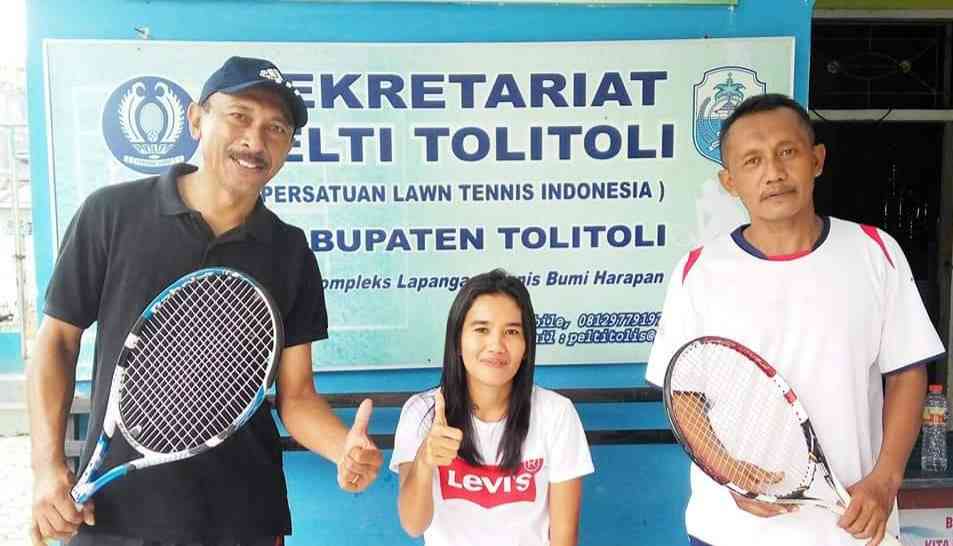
top-left (44, 38), bottom-right (793, 372)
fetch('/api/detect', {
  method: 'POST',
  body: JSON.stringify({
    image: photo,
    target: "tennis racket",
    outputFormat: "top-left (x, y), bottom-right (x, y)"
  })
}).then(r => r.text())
top-left (662, 336), bottom-right (903, 546)
top-left (70, 267), bottom-right (283, 504)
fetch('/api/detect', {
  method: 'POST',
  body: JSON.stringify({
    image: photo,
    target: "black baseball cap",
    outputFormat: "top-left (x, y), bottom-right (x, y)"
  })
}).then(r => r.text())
top-left (199, 56), bottom-right (308, 129)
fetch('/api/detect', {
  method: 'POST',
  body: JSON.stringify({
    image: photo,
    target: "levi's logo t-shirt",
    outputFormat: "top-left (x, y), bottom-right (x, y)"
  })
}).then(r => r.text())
top-left (438, 457), bottom-right (544, 508)
top-left (390, 386), bottom-right (594, 546)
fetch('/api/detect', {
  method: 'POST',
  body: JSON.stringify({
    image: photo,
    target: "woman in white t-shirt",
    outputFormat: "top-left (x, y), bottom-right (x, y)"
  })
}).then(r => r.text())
top-left (390, 269), bottom-right (594, 546)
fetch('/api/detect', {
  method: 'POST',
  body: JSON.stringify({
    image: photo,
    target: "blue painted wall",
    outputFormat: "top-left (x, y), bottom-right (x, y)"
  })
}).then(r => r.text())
top-left (286, 401), bottom-right (690, 545)
top-left (0, 332), bottom-right (22, 373)
top-left (30, 1), bottom-right (814, 544)
top-left (285, 444), bottom-right (691, 545)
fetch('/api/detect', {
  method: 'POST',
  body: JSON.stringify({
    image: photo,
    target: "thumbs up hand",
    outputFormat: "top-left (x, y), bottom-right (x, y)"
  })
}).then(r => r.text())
top-left (423, 390), bottom-right (463, 468)
top-left (337, 398), bottom-right (383, 492)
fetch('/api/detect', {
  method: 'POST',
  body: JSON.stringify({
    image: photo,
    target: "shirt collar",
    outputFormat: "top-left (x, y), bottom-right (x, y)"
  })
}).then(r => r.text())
top-left (157, 162), bottom-right (275, 244)
top-left (157, 163), bottom-right (195, 216)
top-left (731, 215), bottom-right (830, 260)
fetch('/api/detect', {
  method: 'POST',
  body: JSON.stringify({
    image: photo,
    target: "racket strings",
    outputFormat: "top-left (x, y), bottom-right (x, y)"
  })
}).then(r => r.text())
top-left (124, 285), bottom-right (258, 450)
top-left (153, 278), bottom-right (268, 441)
top-left (127, 280), bottom-right (267, 451)
top-left (668, 341), bottom-right (815, 498)
top-left (119, 273), bottom-right (278, 454)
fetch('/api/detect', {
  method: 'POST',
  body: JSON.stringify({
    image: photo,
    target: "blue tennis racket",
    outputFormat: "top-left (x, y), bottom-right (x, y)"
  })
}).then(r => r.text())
top-left (70, 267), bottom-right (283, 504)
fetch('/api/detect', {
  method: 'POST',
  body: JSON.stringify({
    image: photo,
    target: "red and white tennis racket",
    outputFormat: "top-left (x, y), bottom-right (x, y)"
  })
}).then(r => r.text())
top-left (662, 336), bottom-right (903, 546)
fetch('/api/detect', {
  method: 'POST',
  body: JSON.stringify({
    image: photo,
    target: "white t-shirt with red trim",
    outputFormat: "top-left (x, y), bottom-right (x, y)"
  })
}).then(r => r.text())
top-left (389, 386), bottom-right (594, 546)
top-left (646, 216), bottom-right (944, 546)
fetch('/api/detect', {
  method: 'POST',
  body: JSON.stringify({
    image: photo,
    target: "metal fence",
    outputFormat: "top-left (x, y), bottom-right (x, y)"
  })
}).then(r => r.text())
top-left (0, 123), bottom-right (32, 363)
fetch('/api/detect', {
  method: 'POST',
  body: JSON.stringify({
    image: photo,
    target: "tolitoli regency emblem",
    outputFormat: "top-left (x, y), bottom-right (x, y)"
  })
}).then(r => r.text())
top-left (692, 67), bottom-right (766, 165)
top-left (102, 76), bottom-right (198, 175)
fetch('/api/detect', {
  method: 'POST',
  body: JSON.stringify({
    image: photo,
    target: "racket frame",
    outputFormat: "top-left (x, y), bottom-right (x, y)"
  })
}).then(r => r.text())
top-left (70, 267), bottom-right (283, 504)
top-left (663, 336), bottom-right (852, 512)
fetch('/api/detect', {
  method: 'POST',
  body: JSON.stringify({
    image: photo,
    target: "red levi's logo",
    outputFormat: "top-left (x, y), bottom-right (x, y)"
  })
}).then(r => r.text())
top-left (438, 457), bottom-right (544, 508)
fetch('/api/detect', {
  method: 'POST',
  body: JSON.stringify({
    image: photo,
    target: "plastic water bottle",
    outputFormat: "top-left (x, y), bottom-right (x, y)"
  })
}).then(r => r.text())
top-left (920, 384), bottom-right (948, 472)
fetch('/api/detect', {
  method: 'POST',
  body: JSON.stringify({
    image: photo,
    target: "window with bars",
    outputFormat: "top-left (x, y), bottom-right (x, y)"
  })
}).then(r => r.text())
top-left (810, 21), bottom-right (952, 109)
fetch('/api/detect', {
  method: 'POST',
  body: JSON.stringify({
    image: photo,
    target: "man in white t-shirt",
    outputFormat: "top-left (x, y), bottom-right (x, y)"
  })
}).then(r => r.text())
top-left (645, 93), bottom-right (944, 546)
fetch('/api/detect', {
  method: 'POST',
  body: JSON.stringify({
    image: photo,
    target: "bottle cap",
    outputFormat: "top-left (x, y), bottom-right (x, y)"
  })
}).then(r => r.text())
top-left (928, 384), bottom-right (943, 394)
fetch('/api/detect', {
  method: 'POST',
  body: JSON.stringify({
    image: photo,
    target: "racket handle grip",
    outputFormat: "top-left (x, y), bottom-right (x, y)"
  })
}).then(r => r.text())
top-left (826, 500), bottom-right (905, 546)
top-left (70, 483), bottom-right (90, 505)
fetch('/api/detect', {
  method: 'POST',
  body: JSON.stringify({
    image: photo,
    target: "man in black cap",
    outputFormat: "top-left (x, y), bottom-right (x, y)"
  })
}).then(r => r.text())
top-left (28, 56), bottom-right (383, 546)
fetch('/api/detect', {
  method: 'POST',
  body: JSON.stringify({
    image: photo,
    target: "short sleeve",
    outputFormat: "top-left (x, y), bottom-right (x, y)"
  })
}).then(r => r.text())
top-left (389, 391), bottom-right (435, 473)
top-left (645, 253), bottom-right (699, 387)
top-left (43, 190), bottom-right (109, 329)
top-left (546, 396), bottom-right (594, 483)
top-left (283, 229), bottom-right (329, 347)
top-left (877, 232), bottom-right (945, 373)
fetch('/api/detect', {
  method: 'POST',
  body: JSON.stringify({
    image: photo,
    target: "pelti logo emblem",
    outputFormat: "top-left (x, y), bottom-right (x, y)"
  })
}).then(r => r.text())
top-left (692, 67), bottom-right (766, 164)
top-left (102, 77), bottom-right (198, 174)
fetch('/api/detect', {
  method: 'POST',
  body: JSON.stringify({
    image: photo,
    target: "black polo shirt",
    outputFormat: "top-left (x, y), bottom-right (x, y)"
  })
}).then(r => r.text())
top-left (46, 163), bottom-right (328, 542)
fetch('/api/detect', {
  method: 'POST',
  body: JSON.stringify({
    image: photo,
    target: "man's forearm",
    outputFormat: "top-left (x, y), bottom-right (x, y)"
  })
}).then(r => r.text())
top-left (279, 393), bottom-right (349, 462)
top-left (876, 366), bottom-right (928, 483)
top-left (27, 321), bottom-right (81, 469)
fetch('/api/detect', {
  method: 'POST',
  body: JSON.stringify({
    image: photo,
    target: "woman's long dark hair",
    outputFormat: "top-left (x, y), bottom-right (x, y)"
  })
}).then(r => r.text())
top-left (437, 268), bottom-right (537, 473)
